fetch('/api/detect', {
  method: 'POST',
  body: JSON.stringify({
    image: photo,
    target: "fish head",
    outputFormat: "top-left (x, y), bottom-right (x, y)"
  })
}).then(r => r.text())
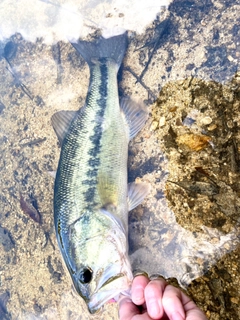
top-left (67, 209), bottom-right (133, 314)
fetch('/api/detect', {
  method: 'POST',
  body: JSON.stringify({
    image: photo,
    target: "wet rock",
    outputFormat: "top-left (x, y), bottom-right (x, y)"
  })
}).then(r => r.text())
top-left (47, 256), bottom-right (64, 284)
top-left (0, 225), bottom-right (14, 252)
top-left (19, 193), bottom-right (41, 224)
top-left (33, 302), bottom-right (42, 314)
top-left (0, 101), bottom-right (5, 114)
top-left (3, 41), bottom-right (17, 61)
top-left (176, 133), bottom-right (211, 151)
top-left (0, 291), bottom-right (10, 320)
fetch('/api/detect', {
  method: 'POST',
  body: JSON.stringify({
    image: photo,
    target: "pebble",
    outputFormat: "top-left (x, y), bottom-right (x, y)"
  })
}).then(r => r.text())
top-left (150, 120), bottom-right (158, 131)
top-left (230, 297), bottom-right (239, 304)
top-left (159, 116), bottom-right (166, 127)
top-left (208, 123), bottom-right (217, 131)
top-left (199, 116), bottom-right (212, 125)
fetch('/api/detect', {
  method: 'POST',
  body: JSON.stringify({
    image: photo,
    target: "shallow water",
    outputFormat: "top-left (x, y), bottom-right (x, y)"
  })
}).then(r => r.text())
top-left (0, 0), bottom-right (239, 319)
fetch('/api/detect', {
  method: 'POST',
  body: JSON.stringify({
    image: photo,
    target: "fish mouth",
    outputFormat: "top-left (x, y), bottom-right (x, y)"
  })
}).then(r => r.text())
top-left (86, 242), bottom-right (133, 314)
top-left (87, 273), bottom-right (131, 314)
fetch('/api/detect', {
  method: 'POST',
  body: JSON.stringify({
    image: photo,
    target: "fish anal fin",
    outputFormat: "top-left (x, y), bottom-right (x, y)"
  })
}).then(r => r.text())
top-left (120, 98), bottom-right (148, 140)
top-left (128, 182), bottom-right (151, 212)
top-left (51, 110), bottom-right (78, 146)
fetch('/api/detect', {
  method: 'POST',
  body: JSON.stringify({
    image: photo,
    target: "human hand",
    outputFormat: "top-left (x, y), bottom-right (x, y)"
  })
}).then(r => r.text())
top-left (119, 275), bottom-right (207, 320)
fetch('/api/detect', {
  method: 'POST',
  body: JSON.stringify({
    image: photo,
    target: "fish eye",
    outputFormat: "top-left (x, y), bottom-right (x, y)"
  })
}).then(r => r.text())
top-left (79, 267), bottom-right (93, 284)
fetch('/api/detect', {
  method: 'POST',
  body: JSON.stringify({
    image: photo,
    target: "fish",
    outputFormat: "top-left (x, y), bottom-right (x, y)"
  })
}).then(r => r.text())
top-left (51, 32), bottom-right (150, 314)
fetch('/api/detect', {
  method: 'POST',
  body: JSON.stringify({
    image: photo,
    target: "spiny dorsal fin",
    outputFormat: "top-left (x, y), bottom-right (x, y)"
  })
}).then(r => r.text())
top-left (51, 110), bottom-right (78, 146)
top-left (120, 98), bottom-right (148, 140)
top-left (128, 182), bottom-right (151, 211)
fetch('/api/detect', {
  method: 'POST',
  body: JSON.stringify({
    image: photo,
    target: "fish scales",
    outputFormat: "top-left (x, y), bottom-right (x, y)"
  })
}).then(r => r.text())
top-left (55, 59), bottom-right (128, 228)
top-left (52, 33), bottom-right (150, 313)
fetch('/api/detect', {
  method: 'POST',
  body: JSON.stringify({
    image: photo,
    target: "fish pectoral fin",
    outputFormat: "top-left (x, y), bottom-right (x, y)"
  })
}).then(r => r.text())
top-left (128, 182), bottom-right (151, 211)
top-left (51, 110), bottom-right (78, 146)
top-left (120, 98), bottom-right (148, 140)
top-left (100, 207), bottom-right (126, 234)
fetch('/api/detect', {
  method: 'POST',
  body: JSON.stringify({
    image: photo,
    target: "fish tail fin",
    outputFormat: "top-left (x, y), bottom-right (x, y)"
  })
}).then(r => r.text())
top-left (71, 32), bottom-right (128, 70)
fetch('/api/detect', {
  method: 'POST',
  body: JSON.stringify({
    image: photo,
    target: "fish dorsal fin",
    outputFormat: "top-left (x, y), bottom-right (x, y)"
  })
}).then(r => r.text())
top-left (128, 182), bottom-right (151, 211)
top-left (51, 110), bottom-right (78, 146)
top-left (120, 98), bottom-right (148, 140)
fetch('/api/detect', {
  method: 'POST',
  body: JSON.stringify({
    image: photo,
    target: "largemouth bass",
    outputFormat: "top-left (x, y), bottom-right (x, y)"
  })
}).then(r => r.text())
top-left (51, 32), bottom-right (150, 314)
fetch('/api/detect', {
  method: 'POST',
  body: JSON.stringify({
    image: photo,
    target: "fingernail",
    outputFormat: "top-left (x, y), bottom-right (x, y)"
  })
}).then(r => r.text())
top-left (132, 286), bottom-right (144, 302)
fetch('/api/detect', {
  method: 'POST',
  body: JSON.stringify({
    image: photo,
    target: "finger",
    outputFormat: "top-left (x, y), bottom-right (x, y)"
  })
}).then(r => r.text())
top-left (132, 275), bottom-right (150, 305)
top-left (183, 298), bottom-right (208, 320)
top-left (162, 285), bottom-right (186, 320)
top-left (144, 278), bottom-right (167, 319)
top-left (119, 295), bottom-right (157, 320)
top-left (162, 285), bottom-right (207, 320)
top-left (119, 296), bottom-right (140, 320)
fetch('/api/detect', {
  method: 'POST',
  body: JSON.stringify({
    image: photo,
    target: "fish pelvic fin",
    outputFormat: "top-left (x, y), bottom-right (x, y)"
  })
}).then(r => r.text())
top-left (51, 110), bottom-right (78, 146)
top-left (71, 32), bottom-right (128, 70)
top-left (128, 182), bottom-right (151, 211)
top-left (121, 97), bottom-right (148, 140)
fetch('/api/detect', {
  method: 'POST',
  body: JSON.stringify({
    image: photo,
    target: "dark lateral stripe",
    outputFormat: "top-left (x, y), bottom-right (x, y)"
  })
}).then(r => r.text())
top-left (83, 59), bottom-right (109, 203)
